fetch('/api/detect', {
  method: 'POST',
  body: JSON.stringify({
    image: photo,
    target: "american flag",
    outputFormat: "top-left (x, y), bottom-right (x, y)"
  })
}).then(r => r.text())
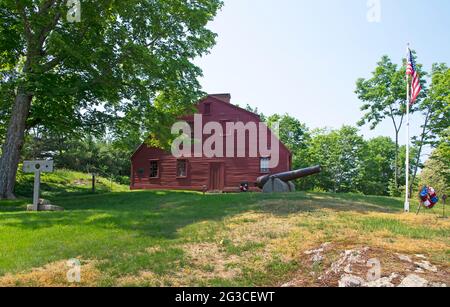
top-left (406, 48), bottom-right (422, 104)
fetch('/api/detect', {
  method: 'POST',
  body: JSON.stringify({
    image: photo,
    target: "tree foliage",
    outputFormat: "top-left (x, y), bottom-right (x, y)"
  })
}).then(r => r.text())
top-left (357, 137), bottom-right (396, 196)
top-left (419, 142), bottom-right (450, 197)
top-left (355, 54), bottom-right (427, 191)
top-left (2, 0), bottom-right (222, 134)
top-left (298, 126), bottom-right (366, 193)
top-left (420, 63), bottom-right (450, 146)
top-left (267, 114), bottom-right (310, 154)
top-left (0, 0), bottom-right (223, 198)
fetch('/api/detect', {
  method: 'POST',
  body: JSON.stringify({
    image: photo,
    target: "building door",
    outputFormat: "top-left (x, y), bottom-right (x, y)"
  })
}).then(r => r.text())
top-left (209, 163), bottom-right (224, 191)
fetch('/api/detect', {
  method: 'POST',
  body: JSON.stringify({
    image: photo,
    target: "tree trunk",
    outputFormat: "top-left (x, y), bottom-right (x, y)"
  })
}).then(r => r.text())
top-left (0, 87), bottom-right (33, 199)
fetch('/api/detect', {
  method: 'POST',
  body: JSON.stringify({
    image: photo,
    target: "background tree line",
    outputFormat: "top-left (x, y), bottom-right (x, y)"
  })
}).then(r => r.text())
top-left (264, 54), bottom-right (449, 197)
top-left (3, 54), bottom-right (449, 197)
top-left (267, 117), bottom-right (423, 197)
top-left (0, 0), bottom-right (447, 200)
top-left (11, 107), bottom-right (447, 198)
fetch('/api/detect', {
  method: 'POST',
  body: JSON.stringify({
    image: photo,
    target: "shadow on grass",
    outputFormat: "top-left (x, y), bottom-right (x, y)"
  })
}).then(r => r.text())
top-left (15, 182), bottom-right (119, 200)
top-left (0, 190), bottom-right (406, 240)
top-left (0, 199), bottom-right (29, 212)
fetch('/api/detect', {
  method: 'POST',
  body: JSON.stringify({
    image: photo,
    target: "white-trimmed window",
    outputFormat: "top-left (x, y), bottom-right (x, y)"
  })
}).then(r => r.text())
top-left (177, 160), bottom-right (188, 178)
top-left (260, 157), bottom-right (270, 173)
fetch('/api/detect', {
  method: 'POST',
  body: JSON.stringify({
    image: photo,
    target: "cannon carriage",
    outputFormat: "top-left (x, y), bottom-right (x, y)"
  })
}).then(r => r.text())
top-left (256, 166), bottom-right (322, 193)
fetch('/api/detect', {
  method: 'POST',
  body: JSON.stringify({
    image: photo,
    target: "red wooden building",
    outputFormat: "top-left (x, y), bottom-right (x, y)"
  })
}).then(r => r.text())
top-left (130, 94), bottom-right (292, 192)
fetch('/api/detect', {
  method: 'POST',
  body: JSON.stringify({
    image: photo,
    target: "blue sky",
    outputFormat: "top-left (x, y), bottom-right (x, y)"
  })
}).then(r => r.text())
top-left (195, 0), bottom-right (450, 145)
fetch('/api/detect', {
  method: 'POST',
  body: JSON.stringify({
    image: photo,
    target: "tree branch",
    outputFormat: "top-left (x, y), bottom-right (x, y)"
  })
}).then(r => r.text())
top-left (41, 57), bottom-right (62, 72)
top-left (15, 1), bottom-right (33, 43)
top-left (37, 10), bottom-right (62, 49)
top-left (38, 0), bottom-right (57, 14)
top-left (397, 113), bottom-right (405, 132)
top-left (388, 105), bottom-right (398, 132)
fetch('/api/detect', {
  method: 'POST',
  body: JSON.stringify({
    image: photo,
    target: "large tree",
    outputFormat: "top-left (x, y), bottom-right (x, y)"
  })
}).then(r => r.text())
top-left (355, 54), bottom-right (426, 194)
top-left (266, 114), bottom-right (310, 155)
top-left (357, 136), bottom-right (396, 196)
top-left (306, 126), bottom-right (366, 193)
top-left (0, 0), bottom-right (222, 199)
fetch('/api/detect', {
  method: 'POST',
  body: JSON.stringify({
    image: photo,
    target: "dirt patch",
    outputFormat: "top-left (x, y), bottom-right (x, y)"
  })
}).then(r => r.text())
top-left (117, 243), bottom-right (242, 287)
top-left (117, 271), bottom-right (159, 287)
top-left (225, 213), bottom-right (293, 243)
top-left (0, 259), bottom-right (101, 287)
top-left (145, 246), bottom-right (162, 254)
top-left (181, 243), bottom-right (241, 280)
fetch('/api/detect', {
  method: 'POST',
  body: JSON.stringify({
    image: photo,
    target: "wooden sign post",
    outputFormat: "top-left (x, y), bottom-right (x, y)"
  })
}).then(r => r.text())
top-left (23, 160), bottom-right (54, 211)
top-left (92, 173), bottom-right (97, 193)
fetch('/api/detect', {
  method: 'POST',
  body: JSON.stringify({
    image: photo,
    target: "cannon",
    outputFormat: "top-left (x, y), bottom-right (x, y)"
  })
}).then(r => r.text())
top-left (256, 166), bottom-right (322, 193)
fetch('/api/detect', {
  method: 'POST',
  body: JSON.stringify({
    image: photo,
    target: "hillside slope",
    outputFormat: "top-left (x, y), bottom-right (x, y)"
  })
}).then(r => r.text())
top-left (15, 168), bottom-right (129, 199)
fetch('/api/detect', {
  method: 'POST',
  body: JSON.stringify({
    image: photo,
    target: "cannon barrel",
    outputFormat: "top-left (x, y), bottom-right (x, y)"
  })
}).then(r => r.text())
top-left (256, 165), bottom-right (322, 189)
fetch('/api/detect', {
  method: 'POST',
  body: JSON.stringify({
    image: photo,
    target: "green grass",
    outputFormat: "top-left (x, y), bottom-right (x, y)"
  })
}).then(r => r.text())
top-left (0, 182), bottom-right (449, 287)
top-left (14, 167), bottom-right (128, 200)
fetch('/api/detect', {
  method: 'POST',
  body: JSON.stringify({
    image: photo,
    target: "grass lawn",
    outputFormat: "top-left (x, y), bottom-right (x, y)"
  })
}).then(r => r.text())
top-left (14, 168), bottom-right (128, 199)
top-left (0, 188), bottom-right (449, 287)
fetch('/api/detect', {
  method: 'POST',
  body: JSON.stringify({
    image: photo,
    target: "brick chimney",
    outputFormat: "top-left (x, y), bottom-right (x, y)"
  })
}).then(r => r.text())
top-left (210, 93), bottom-right (231, 104)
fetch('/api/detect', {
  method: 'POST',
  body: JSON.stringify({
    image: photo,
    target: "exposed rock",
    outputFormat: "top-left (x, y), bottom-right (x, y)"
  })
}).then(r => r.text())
top-left (26, 199), bottom-right (64, 212)
top-left (304, 242), bottom-right (331, 264)
top-left (396, 253), bottom-right (413, 263)
top-left (312, 254), bottom-right (324, 263)
top-left (39, 198), bottom-right (52, 206)
top-left (414, 261), bottom-right (438, 273)
top-left (429, 282), bottom-right (447, 288)
top-left (400, 274), bottom-right (448, 287)
top-left (339, 274), bottom-right (365, 288)
top-left (27, 204), bottom-right (64, 212)
top-left (398, 274), bottom-right (429, 287)
top-left (364, 278), bottom-right (395, 288)
top-left (363, 273), bottom-right (399, 288)
top-left (281, 281), bottom-right (297, 287)
top-left (328, 247), bottom-right (369, 275)
top-left (303, 247), bottom-right (447, 288)
top-left (304, 248), bottom-right (323, 256)
top-left (304, 242), bottom-right (331, 255)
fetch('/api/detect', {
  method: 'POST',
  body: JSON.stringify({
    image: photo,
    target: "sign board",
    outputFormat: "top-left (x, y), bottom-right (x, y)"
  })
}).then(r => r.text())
top-left (23, 160), bottom-right (54, 173)
top-left (23, 160), bottom-right (54, 211)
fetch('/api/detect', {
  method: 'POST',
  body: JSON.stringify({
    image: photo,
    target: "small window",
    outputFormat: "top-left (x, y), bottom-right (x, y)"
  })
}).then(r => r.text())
top-left (260, 157), bottom-right (270, 173)
top-left (150, 160), bottom-right (159, 178)
top-left (204, 103), bottom-right (211, 115)
top-left (137, 168), bottom-right (145, 178)
top-left (177, 160), bottom-right (188, 178)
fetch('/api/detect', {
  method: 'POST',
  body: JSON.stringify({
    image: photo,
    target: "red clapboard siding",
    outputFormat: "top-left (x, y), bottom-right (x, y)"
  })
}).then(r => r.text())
top-left (131, 94), bottom-right (292, 192)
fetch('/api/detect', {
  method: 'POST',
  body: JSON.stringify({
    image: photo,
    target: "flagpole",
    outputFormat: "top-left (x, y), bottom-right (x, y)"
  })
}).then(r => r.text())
top-left (405, 44), bottom-right (410, 213)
